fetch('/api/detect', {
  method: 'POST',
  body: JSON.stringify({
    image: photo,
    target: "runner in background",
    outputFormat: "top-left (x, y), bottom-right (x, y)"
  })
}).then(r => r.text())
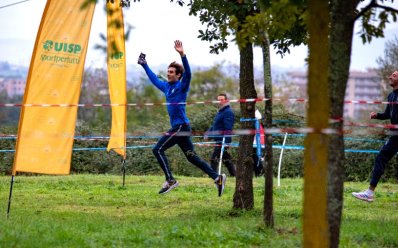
top-left (352, 70), bottom-right (398, 202)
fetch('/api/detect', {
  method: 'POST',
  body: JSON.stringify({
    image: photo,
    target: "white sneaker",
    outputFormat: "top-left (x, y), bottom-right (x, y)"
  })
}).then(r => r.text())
top-left (352, 190), bottom-right (374, 202)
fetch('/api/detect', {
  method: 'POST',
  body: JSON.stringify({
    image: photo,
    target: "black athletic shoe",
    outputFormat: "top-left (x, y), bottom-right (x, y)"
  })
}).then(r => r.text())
top-left (159, 180), bottom-right (179, 194)
top-left (254, 165), bottom-right (264, 177)
top-left (254, 160), bottom-right (264, 177)
top-left (214, 174), bottom-right (227, 197)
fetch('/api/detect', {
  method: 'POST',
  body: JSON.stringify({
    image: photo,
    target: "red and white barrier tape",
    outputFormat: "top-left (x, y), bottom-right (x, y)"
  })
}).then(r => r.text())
top-left (343, 122), bottom-right (398, 129)
top-left (3, 122), bottom-right (398, 139)
top-left (1, 97), bottom-right (397, 108)
top-left (0, 128), bottom-right (342, 139)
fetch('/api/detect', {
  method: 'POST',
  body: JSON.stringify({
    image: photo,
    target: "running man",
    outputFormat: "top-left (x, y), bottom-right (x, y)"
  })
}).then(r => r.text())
top-left (137, 40), bottom-right (226, 196)
top-left (353, 70), bottom-right (398, 202)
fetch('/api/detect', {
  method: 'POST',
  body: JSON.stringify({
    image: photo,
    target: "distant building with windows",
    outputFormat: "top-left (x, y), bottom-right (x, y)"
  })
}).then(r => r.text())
top-left (284, 69), bottom-right (383, 119)
top-left (0, 77), bottom-right (26, 97)
top-left (345, 70), bottom-right (383, 119)
top-left (0, 62), bottom-right (28, 98)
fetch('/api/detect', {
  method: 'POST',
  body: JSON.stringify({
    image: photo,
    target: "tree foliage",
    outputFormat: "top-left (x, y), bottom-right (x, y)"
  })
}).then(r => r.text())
top-left (376, 36), bottom-right (398, 79)
top-left (186, 0), bottom-right (307, 57)
top-left (189, 63), bottom-right (240, 100)
top-left (236, 0), bottom-right (308, 56)
top-left (356, 0), bottom-right (398, 43)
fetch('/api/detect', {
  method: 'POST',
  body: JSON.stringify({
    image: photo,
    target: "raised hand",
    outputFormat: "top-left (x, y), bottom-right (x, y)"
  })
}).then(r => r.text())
top-left (137, 52), bottom-right (146, 65)
top-left (174, 40), bottom-right (184, 56)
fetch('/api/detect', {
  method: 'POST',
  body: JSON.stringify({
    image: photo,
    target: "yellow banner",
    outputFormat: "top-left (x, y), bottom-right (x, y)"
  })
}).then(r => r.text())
top-left (106, 0), bottom-right (127, 158)
top-left (12, 0), bottom-right (96, 175)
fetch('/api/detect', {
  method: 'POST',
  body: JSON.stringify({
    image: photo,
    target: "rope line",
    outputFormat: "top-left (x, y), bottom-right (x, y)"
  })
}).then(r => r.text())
top-left (0, 133), bottom-right (387, 143)
top-left (0, 128), bottom-right (342, 138)
top-left (0, 143), bottom-right (381, 154)
top-left (0, 0), bottom-right (31, 9)
top-left (1, 97), bottom-right (397, 108)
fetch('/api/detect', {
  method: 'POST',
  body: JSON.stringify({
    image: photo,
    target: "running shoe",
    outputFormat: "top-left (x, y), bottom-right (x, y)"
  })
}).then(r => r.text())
top-left (352, 190), bottom-right (374, 202)
top-left (215, 174), bottom-right (227, 197)
top-left (159, 180), bottom-right (179, 194)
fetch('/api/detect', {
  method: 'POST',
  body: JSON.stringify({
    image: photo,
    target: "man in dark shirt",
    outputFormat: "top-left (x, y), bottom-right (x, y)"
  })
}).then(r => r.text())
top-left (353, 70), bottom-right (398, 202)
top-left (206, 93), bottom-right (236, 177)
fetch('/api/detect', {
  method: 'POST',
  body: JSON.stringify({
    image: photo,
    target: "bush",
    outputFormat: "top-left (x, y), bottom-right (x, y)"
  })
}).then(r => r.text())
top-left (0, 126), bottom-right (17, 175)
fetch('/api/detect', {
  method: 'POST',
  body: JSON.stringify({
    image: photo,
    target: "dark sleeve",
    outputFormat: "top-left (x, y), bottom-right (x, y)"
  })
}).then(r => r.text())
top-left (223, 111), bottom-right (235, 143)
top-left (377, 94), bottom-right (392, 120)
top-left (377, 106), bottom-right (391, 120)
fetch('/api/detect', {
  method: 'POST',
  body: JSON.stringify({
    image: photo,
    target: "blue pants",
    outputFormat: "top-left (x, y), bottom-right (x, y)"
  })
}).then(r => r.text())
top-left (153, 124), bottom-right (219, 181)
top-left (370, 135), bottom-right (398, 187)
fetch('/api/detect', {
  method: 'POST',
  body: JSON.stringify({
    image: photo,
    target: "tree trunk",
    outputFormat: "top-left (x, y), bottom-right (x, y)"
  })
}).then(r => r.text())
top-left (328, 1), bottom-right (359, 247)
top-left (261, 33), bottom-right (274, 227)
top-left (303, 0), bottom-right (330, 247)
top-left (233, 42), bottom-right (256, 210)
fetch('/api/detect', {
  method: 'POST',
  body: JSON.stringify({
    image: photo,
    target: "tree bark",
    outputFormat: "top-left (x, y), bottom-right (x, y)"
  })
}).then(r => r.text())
top-left (328, 1), bottom-right (359, 247)
top-left (303, 0), bottom-right (330, 247)
top-left (233, 42), bottom-right (256, 210)
top-left (261, 33), bottom-right (274, 227)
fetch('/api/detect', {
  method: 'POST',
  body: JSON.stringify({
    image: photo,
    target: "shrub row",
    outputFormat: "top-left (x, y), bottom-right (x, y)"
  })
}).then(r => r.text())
top-left (1, 124), bottom-right (397, 183)
top-left (1, 104), bottom-right (398, 182)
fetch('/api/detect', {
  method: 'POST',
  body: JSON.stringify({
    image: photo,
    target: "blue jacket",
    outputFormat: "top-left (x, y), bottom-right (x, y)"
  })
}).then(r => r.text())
top-left (207, 105), bottom-right (235, 143)
top-left (141, 56), bottom-right (191, 128)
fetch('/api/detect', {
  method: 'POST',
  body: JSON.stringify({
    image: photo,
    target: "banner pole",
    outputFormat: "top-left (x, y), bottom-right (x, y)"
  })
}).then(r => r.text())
top-left (218, 136), bottom-right (226, 175)
top-left (121, 159), bottom-right (126, 187)
top-left (7, 175), bottom-right (15, 219)
top-left (277, 132), bottom-right (288, 187)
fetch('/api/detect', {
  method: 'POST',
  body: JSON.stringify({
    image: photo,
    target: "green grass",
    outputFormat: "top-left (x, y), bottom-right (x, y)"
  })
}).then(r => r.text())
top-left (0, 175), bottom-right (397, 247)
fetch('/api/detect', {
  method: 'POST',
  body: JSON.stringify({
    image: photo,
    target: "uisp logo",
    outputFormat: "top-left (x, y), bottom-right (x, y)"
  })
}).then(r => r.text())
top-left (42, 40), bottom-right (82, 54)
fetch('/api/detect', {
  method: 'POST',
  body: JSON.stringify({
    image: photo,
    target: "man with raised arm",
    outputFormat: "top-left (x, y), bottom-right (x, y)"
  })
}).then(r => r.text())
top-left (137, 40), bottom-right (226, 196)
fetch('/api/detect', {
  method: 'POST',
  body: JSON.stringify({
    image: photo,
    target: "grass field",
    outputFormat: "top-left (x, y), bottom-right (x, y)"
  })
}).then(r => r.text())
top-left (0, 174), bottom-right (397, 247)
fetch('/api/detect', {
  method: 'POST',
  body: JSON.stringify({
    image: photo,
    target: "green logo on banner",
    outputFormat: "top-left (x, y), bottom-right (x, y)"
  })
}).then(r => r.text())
top-left (109, 51), bottom-right (124, 69)
top-left (42, 40), bottom-right (82, 54)
top-left (40, 40), bottom-right (83, 66)
top-left (110, 52), bottom-right (124, 60)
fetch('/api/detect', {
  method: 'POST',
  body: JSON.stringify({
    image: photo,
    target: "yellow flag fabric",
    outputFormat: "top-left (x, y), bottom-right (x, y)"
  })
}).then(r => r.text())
top-left (106, 1), bottom-right (127, 158)
top-left (12, 1), bottom-right (96, 175)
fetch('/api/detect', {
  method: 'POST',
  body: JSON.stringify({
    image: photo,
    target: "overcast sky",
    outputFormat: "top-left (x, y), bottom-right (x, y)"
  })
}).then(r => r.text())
top-left (0, 0), bottom-right (397, 71)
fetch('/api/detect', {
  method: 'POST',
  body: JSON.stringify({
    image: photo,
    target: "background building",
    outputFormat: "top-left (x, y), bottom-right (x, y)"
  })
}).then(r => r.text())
top-left (284, 69), bottom-right (383, 119)
top-left (0, 77), bottom-right (26, 97)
